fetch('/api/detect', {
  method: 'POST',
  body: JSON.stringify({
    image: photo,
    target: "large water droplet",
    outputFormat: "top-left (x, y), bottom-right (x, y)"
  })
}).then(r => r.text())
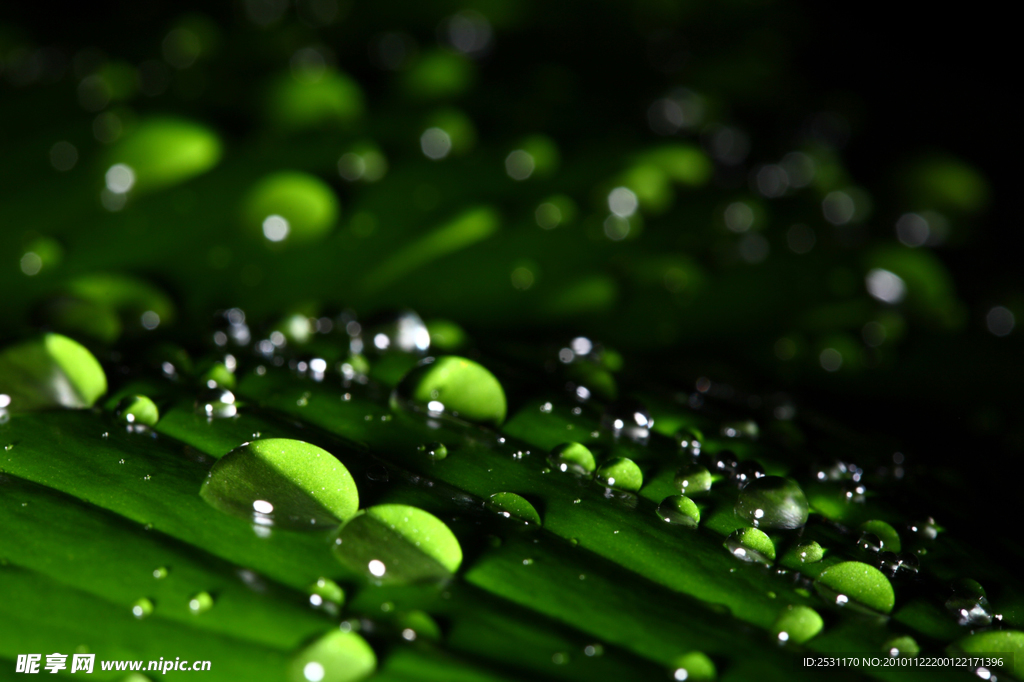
top-left (814, 561), bottom-right (895, 614)
top-left (333, 504), bottom-right (462, 585)
top-left (601, 399), bottom-right (653, 441)
top-left (548, 442), bottom-right (596, 474)
top-left (417, 442), bottom-right (448, 461)
top-left (117, 394), bottom-right (160, 427)
top-left (195, 388), bottom-right (238, 419)
top-left (200, 439), bottom-right (359, 529)
top-left (393, 356), bottom-right (506, 426)
top-left (724, 528), bottom-right (775, 564)
top-left (0, 334), bottom-right (107, 410)
top-left (734, 476), bottom-right (809, 529)
top-left (771, 605), bottom-right (823, 644)
top-left (595, 457), bottom-right (643, 492)
top-left (488, 492), bottom-right (542, 525)
top-left (656, 495), bottom-right (699, 527)
top-left (288, 630), bottom-right (376, 682)
top-left (674, 463), bottom-right (712, 495)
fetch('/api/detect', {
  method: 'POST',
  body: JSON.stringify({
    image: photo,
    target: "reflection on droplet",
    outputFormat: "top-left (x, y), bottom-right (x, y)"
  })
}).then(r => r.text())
top-left (262, 215), bottom-right (290, 242)
top-left (132, 598), bottom-right (154, 618)
top-left (188, 591), bottom-right (214, 614)
top-left (368, 559), bottom-right (386, 577)
top-left (608, 187), bottom-right (638, 218)
top-left (505, 150), bottom-right (535, 180)
top-left (420, 128), bottom-right (451, 160)
top-left (987, 306), bottom-right (1015, 337)
top-left (105, 164), bottom-right (136, 194)
top-left (865, 268), bottom-right (906, 304)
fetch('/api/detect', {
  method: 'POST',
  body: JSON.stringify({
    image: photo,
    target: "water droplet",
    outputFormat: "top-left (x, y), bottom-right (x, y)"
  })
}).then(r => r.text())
top-left (724, 528), bottom-right (775, 565)
top-left (551, 652), bottom-right (569, 665)
top-left (601, 399), bottom-right (654, 441)
top-left (548, 442), bottom-right (596, 474)
top-left (814, 561), bottom-right (895, 613)
top-left (194, 388), bottom-right (238, 419)
top-left (287, 630), bottom-right (376, 682)
top-left (333, 504), bottom-right (462, 585)
top-left (674, 463), bottom-right (712, 495)
top-left (771, 605), bottom-right (823, 645)
top-left (675, 428), bottom-right (703, 457)
top-left (3, 444), bottom-right (13, 452)
top-left (583, 644), bottom-right (603, 657)
top-left (733, 461), bottom-right (765, 488)
top-left (883, 635), bottom-right (919, 657)
top-left (417, 442), bottom-right (448, 461)
top-left (859, 520), bottom-right (902, 552)
top-left (656, 495), bottom-right (700, 527)
top-left (132, 598), bottom-right (154, 618)
top-left (946, 580), bottom-right (993, 627)
top-left (0, 334), bottom-right (107, 410)
top-left (200, 439), bottom-right (359, 529)
top-left (393, 356), bottom-right (506, 426)
top-left (188, 591), bottom-right (214, 614)
top-left (595, 457), bottom-right (643, 492)
top-left (783, 541), bottom-right (824, 565)
top-left (115, 394), bottom-right (160, 426)
top-left (858, 533), bottom-right (884, 553)
top-left (488, 492), bottom-right (542, 525)
top-left (907, 517), bottom-right (940, 540)
top-left (720, 420), bottom-right (759, 440)
top-left (670, 651), bottom-right (716, 681)
top-left (709, 450), bottom-right (738, 475)
top-left (152, 567), bottom-right (168, 579)
top-left (949, 631), bottom-right (1024, 679)
top-left (734, 476), bottom-right (809, 529)
top-left (307, 578), bottom-right (345, 611)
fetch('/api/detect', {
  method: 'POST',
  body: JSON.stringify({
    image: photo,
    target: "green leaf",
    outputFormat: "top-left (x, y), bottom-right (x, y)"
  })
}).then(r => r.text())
top-left (0, 333), bottom-right (107, 410)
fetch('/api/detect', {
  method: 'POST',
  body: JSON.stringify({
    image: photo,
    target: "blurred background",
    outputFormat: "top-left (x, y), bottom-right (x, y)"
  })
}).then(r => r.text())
top-left (0, 0), bottom-right (1017, 529)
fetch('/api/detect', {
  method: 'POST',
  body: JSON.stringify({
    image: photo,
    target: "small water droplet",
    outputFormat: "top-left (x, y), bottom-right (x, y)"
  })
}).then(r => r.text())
top-left (552, 652), bottom-right (569, 665)
top-left (733, 460), bottom-right (766, 488)
top-left (735, 476), bottom-right (809, 529)
top-left (194, 388), bottom-right (238, 419)
top-left (601, 399), bottom-right (654, 441)
top-left (858, 532), bottom-right (884, 553)
top-left (675, 428), bottom-right (703, 457)
top-left (771, 605), bottom-right (823, 645)
top-left (488, 492), bottom-right (541, 525)
top-left (118, 458), bottom-right (125, 464)
top-left (724, 528), bottom-right (775, 565)
top-left (946, 580), bottom-right (993, 626)
top-left (116, 394), bottom-right (160, 427)
top-left (132, 598), bottom-right (154, 618)
top-left (674, 463), bottom-right (712, 495)
top-left (548, 442), bottom-right (596, 474)
top-left (153, 567), bottom-right (168, 579)
top-left (3, 444), bottom-right (12, 452)
top-left (656, 495), bottom-right (700, 527)
top-left (883, 635), bottom-right (919, 658)
top-left (595, 457), bottom-right (643, 492)
top-left (417, 442), bottom-right (448, 461)
top-left (188, 591), bottom-right (214, 614)
top-left (709, 450), bottom-right (738, 474)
